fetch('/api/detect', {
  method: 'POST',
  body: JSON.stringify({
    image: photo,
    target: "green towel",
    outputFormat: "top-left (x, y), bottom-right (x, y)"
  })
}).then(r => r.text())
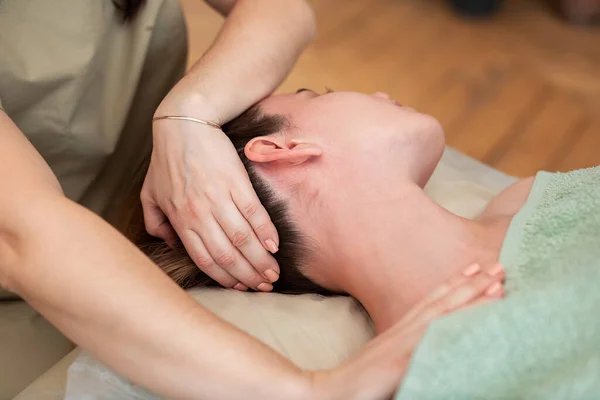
top-left (395, 166), bottom-right (600, 400)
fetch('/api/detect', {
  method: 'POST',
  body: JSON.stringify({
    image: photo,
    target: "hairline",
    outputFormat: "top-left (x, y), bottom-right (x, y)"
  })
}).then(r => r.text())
top-left (225, 105), bottom-right (331, 295)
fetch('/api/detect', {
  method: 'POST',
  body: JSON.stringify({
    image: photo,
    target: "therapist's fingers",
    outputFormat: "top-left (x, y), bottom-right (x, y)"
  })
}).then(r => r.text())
top-left (434, 267), bottom-right (504, 314)
top-left (191, 215), bottom-right (272, 291)
top-left (231, 184), bottom-right (280, 257)
top-left (401, 263), bottom-right (504, 327)
top-left (463, 288), bottom-right (505, 309)
top-left (420, 265), bottom-right (504, 323)
top-left (426, 263), bottom-right (504, 306)
top-left (177, 227), bottom-right (240, 289)
top-left (215, 200), bottom-right (280, 283)
top-left (141, 198), bottom-right (178, 248)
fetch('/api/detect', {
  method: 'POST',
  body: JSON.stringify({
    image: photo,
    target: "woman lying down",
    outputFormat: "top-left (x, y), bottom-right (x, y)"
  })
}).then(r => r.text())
top-left (115, 90), bottom-right (598, 399)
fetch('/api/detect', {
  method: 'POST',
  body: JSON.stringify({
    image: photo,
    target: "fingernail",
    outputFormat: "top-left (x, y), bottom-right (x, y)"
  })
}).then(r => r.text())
top-left (265, 239), bottom-right (279, 254)
top-left (264, 269), bottom-right (280, 283)
top-left (233, 283), bottom-right (248, 291)
top-left (462, 263), bottom-right (481, 277)
top-left (488, 263), bottom-right (504, 278)
top-left (257, 282), bottom-right (273, 292)
top-left (485, 282), bottom-right (503, 296)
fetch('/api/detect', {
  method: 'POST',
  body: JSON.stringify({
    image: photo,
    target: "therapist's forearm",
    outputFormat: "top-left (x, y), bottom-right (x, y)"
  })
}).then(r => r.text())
top-left (158, 0), bottom-right (316, 123)
top-left (3, 197), bottom-right (310, 400)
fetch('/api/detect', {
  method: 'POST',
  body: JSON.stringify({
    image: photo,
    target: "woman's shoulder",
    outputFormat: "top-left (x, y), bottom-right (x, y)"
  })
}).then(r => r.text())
top-left (479, 176), bottom-right (536, 219)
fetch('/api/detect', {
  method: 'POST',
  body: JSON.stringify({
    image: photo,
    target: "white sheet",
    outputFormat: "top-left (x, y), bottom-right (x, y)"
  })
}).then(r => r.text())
top-left (48, 148), bottom-right (517, 400)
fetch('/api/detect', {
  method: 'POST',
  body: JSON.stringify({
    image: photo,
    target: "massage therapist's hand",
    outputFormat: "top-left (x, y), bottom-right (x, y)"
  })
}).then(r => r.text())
top-left (315, 263), bottom-right (505, 400)
top-left (140, 0), bottom-right (318, 294)
top-left (142, 118), bottom-right (280, 292)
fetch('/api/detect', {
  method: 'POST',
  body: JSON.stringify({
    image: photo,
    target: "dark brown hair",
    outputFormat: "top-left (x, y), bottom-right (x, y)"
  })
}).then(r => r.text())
top-left (120, 106), bottom-right (333, 295)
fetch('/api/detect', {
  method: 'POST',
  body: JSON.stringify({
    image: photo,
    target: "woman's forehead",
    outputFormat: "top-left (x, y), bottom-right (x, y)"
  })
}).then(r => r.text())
top-left (259, 90), bottom-right (360, 116)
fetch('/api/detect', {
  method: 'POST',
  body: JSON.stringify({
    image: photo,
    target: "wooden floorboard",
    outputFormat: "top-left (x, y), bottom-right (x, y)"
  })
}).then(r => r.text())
top-left (495, 89), bottom-right (588, 176)
top-left (446, 70), bottom-right (548, 164)
top-left (556, 121), bottom-right (600, 171)
top-left (180, 0), bottom-right (600, 177)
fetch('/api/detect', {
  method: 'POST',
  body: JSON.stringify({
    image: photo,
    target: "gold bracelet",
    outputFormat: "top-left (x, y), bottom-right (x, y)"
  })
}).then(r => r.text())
top-left (152, 115), bottom-right (221, 130)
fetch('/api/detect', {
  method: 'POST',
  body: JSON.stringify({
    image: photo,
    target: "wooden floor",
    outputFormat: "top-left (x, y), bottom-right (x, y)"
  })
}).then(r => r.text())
top-left (181, 0), bottom-right (600, 177)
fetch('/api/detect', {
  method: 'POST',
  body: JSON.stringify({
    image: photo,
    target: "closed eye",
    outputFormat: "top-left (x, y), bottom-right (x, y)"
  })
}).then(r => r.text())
top-left (295, 88), bottom-right (335, 95)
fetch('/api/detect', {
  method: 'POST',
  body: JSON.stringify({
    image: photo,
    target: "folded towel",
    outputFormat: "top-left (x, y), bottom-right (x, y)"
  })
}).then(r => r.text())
top-left (395, 167), bottom-right (600, 400)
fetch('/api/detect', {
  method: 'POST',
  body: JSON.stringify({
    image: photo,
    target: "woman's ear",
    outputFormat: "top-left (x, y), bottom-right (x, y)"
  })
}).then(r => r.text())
top-left (245, 137), bottom-right (322, 165)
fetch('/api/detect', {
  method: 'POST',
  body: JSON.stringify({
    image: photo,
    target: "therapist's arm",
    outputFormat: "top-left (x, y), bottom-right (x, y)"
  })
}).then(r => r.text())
top-left (162, 0), bottom-right (316, 121)
top-left (0, 111), bottom-right (311, 399)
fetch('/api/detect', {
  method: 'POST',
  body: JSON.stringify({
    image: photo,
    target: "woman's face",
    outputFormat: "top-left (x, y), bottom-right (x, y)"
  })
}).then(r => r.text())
top-left (258, 90), bottom-right (446, 188)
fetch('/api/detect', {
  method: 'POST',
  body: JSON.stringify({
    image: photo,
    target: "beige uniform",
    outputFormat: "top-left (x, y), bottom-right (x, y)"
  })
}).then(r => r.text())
top-left (0, 1), bottom-right (187, 397)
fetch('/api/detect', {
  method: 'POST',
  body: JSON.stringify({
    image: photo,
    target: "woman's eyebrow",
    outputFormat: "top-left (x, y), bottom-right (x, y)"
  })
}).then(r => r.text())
top-left (296, 88), bottom-right (314, 94)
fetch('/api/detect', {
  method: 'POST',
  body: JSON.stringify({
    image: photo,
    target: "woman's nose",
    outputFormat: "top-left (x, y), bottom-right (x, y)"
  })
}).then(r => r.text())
top-left (372, 92), bottom-right (391, 100)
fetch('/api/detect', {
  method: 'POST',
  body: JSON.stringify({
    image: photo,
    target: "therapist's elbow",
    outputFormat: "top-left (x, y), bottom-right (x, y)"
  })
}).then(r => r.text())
top-left (222, 0), bottom-right (316, 44)
top-left (0, 193), bottom-right (66, 293)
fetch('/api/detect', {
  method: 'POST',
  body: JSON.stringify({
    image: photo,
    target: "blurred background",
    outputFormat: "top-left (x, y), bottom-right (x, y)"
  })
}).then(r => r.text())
top-left (182, 0), bottom-right (600, 178)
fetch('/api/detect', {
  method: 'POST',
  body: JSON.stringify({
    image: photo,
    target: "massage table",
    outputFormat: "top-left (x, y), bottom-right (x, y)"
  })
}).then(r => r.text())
top-left (12, 147), bottom-right (517, 399)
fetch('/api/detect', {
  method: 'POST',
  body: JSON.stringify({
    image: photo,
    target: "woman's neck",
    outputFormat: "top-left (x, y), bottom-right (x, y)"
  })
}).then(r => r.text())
top-left (337, 185), bottom-right (508, 334)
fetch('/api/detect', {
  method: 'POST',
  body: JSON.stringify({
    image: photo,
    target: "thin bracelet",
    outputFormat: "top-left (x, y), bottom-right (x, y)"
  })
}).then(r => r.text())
top-left (152, 115), bottom-right (221, 130)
